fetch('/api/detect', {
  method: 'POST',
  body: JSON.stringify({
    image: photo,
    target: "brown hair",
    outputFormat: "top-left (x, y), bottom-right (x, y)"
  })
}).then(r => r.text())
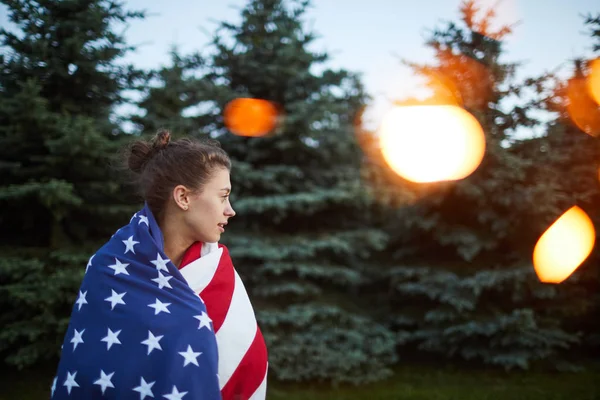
top-left (125, 129), bottom-right (231, 220)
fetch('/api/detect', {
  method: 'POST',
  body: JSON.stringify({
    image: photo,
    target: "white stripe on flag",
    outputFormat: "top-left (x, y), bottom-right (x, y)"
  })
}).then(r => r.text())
top-left (216, 270), bottom-right (258, 388)
top-left (179, 247), bottom-right (222, 293)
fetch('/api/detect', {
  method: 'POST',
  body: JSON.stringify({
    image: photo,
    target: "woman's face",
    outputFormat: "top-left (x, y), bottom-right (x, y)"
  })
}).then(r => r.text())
top-left (184, 167), bottom-right (236, 244)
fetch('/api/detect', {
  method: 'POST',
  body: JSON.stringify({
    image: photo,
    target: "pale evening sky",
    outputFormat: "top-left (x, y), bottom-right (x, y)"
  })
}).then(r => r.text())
top-left (2, 0), bottom-right (599, 132)
top-left (120, 0), bottom-right (599, 130)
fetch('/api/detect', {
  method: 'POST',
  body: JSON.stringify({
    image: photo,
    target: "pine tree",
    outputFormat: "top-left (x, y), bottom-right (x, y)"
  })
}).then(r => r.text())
top-left (512, 17), bottom-right (600, 361)
top-left (131, 47), bottom-right (211, 136)
top-left (196, 0), bottom-right (397, 384)
top-left (0, 0), bottom-right (144, 368)
top-left (367, 0), bottom-right (583, 370)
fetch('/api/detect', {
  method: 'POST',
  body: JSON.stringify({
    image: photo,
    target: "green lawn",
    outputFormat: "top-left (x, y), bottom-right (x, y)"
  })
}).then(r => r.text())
top-left (2, 365), bottom-right (598, 400)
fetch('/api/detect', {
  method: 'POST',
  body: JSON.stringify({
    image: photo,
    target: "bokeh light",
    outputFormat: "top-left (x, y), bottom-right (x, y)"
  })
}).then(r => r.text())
top-left (378, 105), bottom-right (486, 183)
top-left (224, 98), bottom-right (279, 137)
top-left (566, 73), bottom-right (600, 137)
top-left (533, 206), bottom-right (596, 284)
top-left (587, 58), bottom-right (600, 106)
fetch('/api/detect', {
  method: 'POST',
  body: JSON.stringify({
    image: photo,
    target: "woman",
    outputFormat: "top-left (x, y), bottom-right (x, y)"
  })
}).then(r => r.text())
top-left (52, 130), bottom-right (268, 400)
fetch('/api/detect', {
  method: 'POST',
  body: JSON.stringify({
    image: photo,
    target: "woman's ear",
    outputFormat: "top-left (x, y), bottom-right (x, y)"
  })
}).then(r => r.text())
top-left (172, 185), bottom-right (190, 211)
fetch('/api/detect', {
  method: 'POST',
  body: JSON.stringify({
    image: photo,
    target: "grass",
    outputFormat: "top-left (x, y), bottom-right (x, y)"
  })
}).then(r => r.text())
top-left (1, 364), bottom-right (598, 400)
top-left (268, 365), bottom-right (600, 400)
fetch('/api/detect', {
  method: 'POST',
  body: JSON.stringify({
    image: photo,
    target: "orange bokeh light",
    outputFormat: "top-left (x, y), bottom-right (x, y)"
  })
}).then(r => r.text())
top-left (378, 105), bottom-right (486, 183)
top-left (587, 58), bottom-right (600, 106)
top-left (566, 72), bottom-right (600, 137)
top-left (533, 206), bottom-right (596, 284)
top-left (224, 98), bottom-right (278, 137)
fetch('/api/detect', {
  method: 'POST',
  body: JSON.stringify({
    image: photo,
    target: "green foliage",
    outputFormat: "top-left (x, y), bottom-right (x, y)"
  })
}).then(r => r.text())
top-left (0, 0), bottom-right (143, 367)
top-left (259, 305), bottom-right (397, 384)
top-left (131, 48), bottom-right (212, 136)
top-left (0, 248), bottom-right (88, 368)
top-left (375, 264), bottom-right (585, 370)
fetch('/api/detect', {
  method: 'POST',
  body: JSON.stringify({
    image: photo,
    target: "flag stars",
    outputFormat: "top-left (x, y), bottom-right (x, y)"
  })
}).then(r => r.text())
top-left (148, 298), bottom-right (171, 315)
top-left (104, 289), bottom-right (127, 310)
top-left (108, 258), bottom-right (130, 276)
top-left (122, 235), bottom-right (140, 254)
top-left (133, 377), bottom-right (155, 399)
top-left (163, 385), bottom-right (188, 400)
top-left (75, 290), bottom-right (88, 311)
top-left (178, 345), bottom-right (202, 367)
top-left (63, 371), bottom-right (79, 394)
top-left (152, 271), bottom-right (173, 290)
top-left (101, 328), bottom-right (122, 350)
top-left (141, 331), bottom-right (163, 355)
top-left (138, 215), bottom-right (149, 226)
top-left (194, 312), bottom-right (212, 331)
top-left (70, 329), bottom-right (85, 351)
top-left (150, 253), bottom-right (170, 272)
top-left (94, 370), bottom-right (115, 394)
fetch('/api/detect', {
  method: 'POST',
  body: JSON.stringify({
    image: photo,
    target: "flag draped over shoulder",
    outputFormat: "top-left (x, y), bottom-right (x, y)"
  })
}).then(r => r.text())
top-left (180, 242), bottom-right (268, 400)
top-left (52, 205), bottom-right (221, 400)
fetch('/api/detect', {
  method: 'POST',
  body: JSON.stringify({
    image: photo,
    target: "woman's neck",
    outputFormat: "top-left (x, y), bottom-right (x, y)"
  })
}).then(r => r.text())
top-left (159, 215), bottom-right (192, 268)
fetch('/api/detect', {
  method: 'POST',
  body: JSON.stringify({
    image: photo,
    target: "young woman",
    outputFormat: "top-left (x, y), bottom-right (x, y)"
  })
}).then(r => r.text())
top-left (52, 130), bottom-right (268, 400)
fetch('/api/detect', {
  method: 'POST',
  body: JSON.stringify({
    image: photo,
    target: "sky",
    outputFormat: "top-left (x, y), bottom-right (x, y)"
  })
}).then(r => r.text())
top-left (1, 0), bottom-right (599, 131)
top-left (119, 0), bottom-right (599, 129)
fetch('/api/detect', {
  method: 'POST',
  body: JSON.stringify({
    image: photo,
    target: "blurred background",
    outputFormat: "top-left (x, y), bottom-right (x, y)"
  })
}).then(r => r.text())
top-left (1, 0), bottom-right (599, 399)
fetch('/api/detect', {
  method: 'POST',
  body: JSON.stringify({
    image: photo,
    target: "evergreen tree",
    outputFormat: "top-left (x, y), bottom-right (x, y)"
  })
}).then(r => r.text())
top-left (367, 1), bottom-right (583, 370)
top-left (131, 47), bottom-right (211, 136)
top-left (512, 18), bottom-right (600, 359)
top-left (585, 13), bottom-right (600, 51)
top-left (0, 0), bottom-right (144, 368)
top-left (197, 0), bottom-right (397, 384)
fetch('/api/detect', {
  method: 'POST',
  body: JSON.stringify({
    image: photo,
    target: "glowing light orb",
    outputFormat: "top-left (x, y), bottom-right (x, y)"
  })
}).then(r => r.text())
top-left (588, 58), bottom-right (600, 106)
top-left (378, 105), bottom-right (486, 183)
top-left (533, 206), bottom-right (596, 284)
top-left (224, 98), bottom-right (278, 137)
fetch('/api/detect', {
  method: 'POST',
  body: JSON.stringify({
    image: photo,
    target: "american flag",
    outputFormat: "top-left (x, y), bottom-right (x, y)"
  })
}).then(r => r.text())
top-left (179, 242), bottom-right (268, 400)
top-left (52, 205), bottom-right (222, 399)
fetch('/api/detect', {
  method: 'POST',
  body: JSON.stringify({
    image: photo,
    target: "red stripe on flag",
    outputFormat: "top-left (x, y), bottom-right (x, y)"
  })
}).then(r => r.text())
top-left (198, 245), bottom-right (235, 333)
top-left (179, 242), bottom-right (202, 269)
top-left (220, 325), bottom-right (268, 400)
top-left (180, 242), bottom-right (235, 333)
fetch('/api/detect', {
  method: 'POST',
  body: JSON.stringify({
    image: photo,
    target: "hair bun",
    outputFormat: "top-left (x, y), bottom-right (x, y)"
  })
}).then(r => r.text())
top-left (126, 129), bottom-right (172, 174)
top-left (152, 129), bottom-right (171, 151)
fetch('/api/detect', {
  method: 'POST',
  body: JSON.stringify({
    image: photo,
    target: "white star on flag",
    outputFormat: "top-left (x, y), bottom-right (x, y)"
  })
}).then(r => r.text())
top-left (70, 329), bottom-right (85, 351)
top-left (194, 311), bottom-right (212, 330)
top-left (94, 370), bottom-right (115, 394)
top-left (151, 271), bottom-right (173, 289)
top-left (178, 345), bottom-right (202, 367)
top-left (51, 376), bottom-right (57, 397)
top-left (86, 255), bottom-right (94, 273)
top-left (63, 371), bottom-right (79, 394)
top-left (104, 289), bottom-right (127, 310)
top-left (163, 385), bottom-right (188, 400)
top-left (132, 376), bottom-right (155, 399)
top-left (122, 235), bottom-right (140, 254)
top-left (148, 298), bottom-right (171, 315)
top-left (138, 215), bottom-right (149, 225)
top-left (108, 258), bottom-right (130, 275)
top-left (75, 290), bottom-right (88, 311)
top-left (150, 253), bottom-right (169, 272)
top-left (141, 331), bottom-right (163, 355)
top-left (101, 328), bottom-right (122, 350)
